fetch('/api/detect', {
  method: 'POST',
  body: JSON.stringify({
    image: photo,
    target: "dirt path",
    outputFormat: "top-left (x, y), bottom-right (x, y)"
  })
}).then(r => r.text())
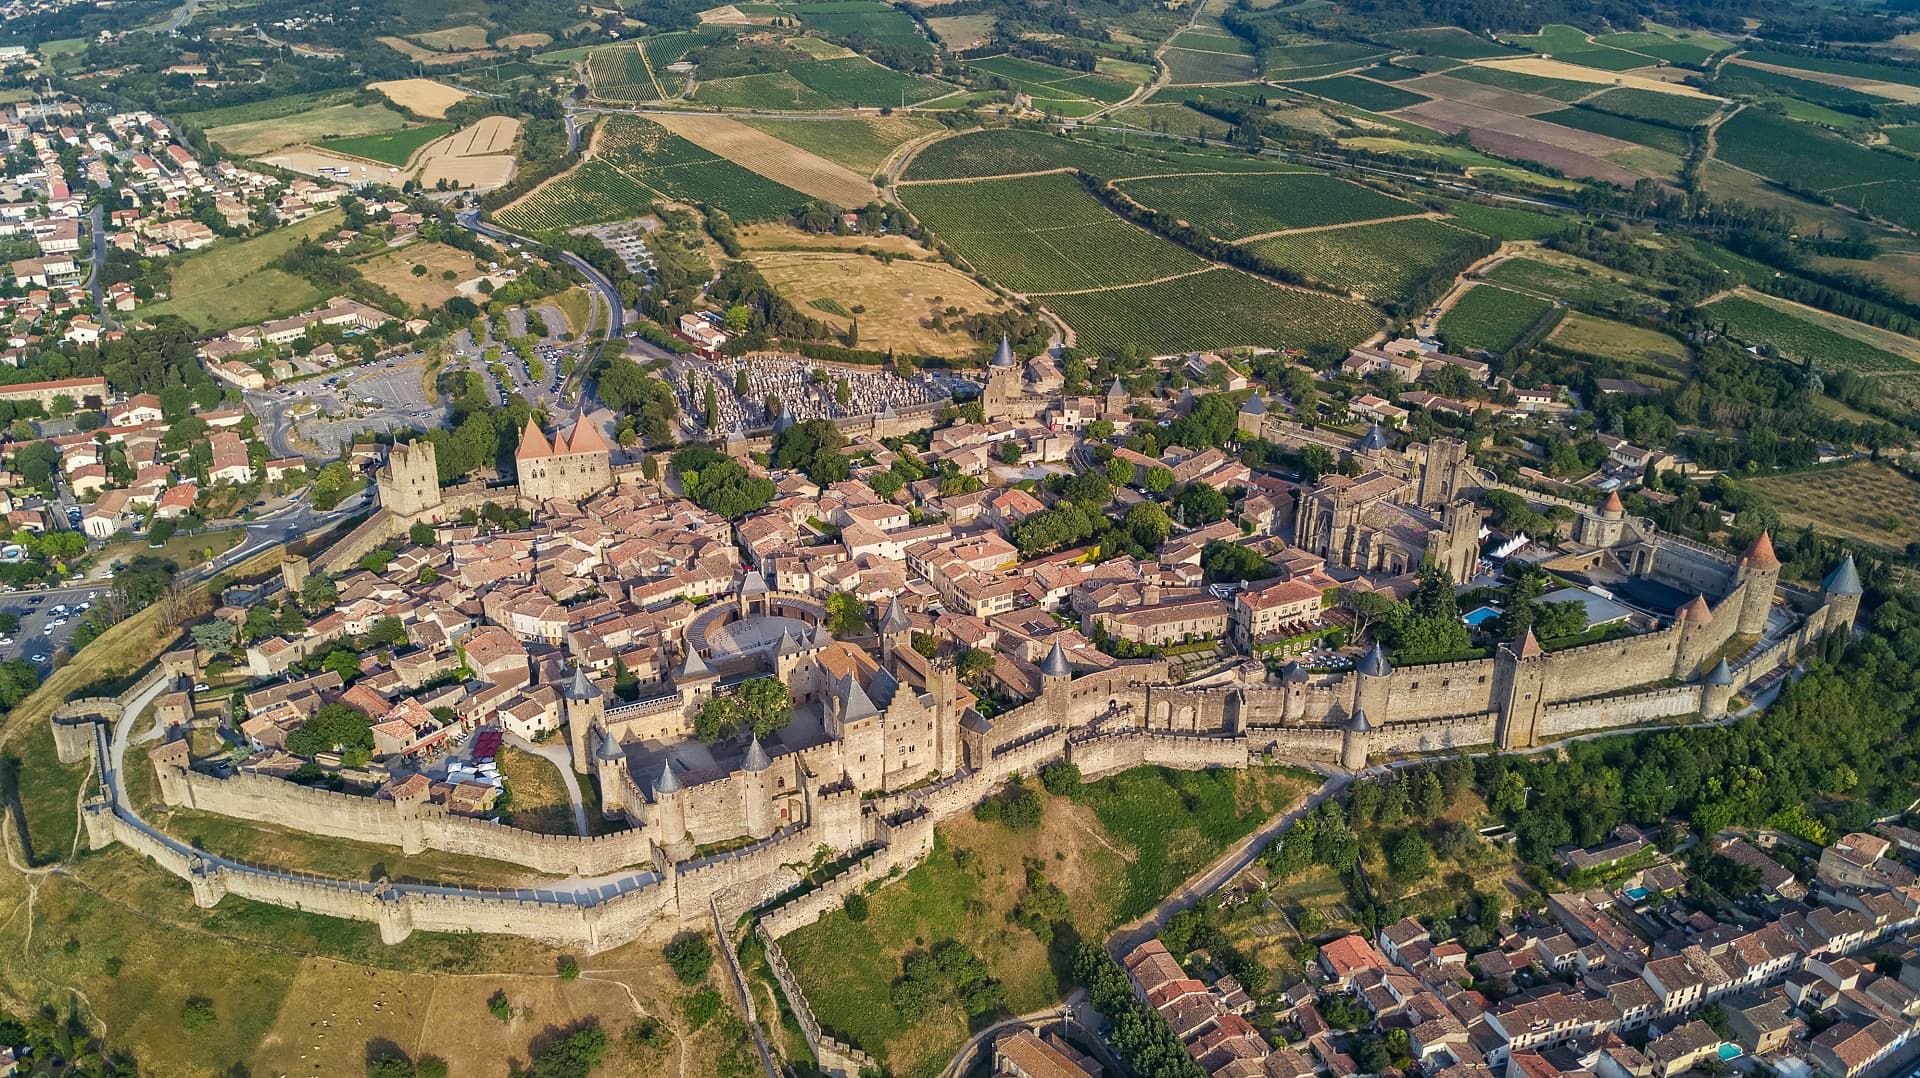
top-left (895, 165), bottom-right (1077, 187)
top-left (1231, 210), bottom-right (1442, 245)
top-left (1031, 265), bottom-right (1215, 297)
top-left (636, 42), bottom-right (670, 102)
top-left (1414, 242), bottom-right (1513, 336)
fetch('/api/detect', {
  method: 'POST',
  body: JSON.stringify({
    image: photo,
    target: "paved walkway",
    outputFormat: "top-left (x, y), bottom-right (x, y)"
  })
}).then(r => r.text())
top-left (504, 732), bottom-right (589, 837)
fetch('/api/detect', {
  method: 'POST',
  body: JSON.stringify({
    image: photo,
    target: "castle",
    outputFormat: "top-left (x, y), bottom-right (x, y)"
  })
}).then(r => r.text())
top-left (514, 416), bottom-right (612, 503)
top-left (374, 439), bottom-right (440, 517)
top-left (1292, 434), bottom-right (1481, 581)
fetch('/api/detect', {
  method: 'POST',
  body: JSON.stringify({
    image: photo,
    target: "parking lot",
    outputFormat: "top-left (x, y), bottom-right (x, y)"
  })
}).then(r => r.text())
top-left (0, 584), bottom-right (105, 673)
top-left (292, 357), bottom-right (447, 451)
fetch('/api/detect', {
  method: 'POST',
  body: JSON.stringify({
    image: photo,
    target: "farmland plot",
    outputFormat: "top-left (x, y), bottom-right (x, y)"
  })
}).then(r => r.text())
top-left (899, 173), bottom-right (1207, 294)
top-left (1292, 75), bottom-right (1428, 111)
top-left (1044, 268), bottom-right (1378, 355)
top-left (588, 44), bottom-right (657, 101)
top-left (1164, 48), bottom-right (1260, 84)
top-left (1700, 292), bottom-right (1919, 373)
top-left (1375, 27), bottom-right (1520, 60)
top-left (1583, 87), bottom-right (1720, 127)
top-left (903, 129), bottom-right (1149, 180)
top-left (1714, 110), bottom-right (1920, 233)
top-left (1436, 284), bottom-right (1553, 353)
top-left (1484, 256), bottom-right (1661, 314)
top-left (1114, 172), bottom-right (1417, 240)
top-left (1242, 218), bottom-right (1486, 304)
top-left (788, 56), bottom-right (952, 106)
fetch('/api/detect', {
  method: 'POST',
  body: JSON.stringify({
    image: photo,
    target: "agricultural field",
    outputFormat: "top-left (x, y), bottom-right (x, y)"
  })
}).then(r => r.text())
top-left (1113, 171), bottom-right (1416, 241)
top-left (902, 129), bottom-right (1148, 181)
top-left (1163, 47), bottom-right (1260, 85)
top-left (1443, 199), bottom-right (1572, 240)
top-left (1716, 62), bottom-right (1892, 111)
top-left (178, 89), bottom-right (361, 129)
top-left (412, 24), bottom-right (490, 51)
top-left (1435, 283), bottom-right (1554, 353)
top-left (1292, 74), bottom-right (1429, 111)
top-left (1171, 27), bottom-right (1254, 54)
top-left (1582, 86), bottom-right (1721, 127)
top-left (498, 117), bottom-right (810, 231)
top-left (1713, 109), bottom-right (1920, 233)
top-left (792, 0), bottom-right (930, 53)
top-left (1261, 42), bottom-right (1388, 80)
top-left (366, 78), bottom-right (469, 117)
top-left (642, 29), bottom-right (715, 68)
top-left (317, 122), bottom-right (455, 166)
top-left (650, 113), bottom-right (878, 206)
top-left (899, 172), bottom-right (1208, 294)
top-left (694, 71), bottom-right (836, 110)
top-left (740, 114), bottom-right (947, 175)
top-left (966, 55), bottom-right (1140, 114)
top-left (926, 14), bottom-right (994, 48)
top-left (140, 210), bottom-right (343, 332)
top-left (787, 56), bottom-right (953, 107)
top-left (1593, 26), bottom-right (1731, 67)
top-left (1700, 290), bottom-right (1920, 374)
top-left (780, 767), bottom-right (1315, 1078)
top-left (1745, 463), bottom-right (1920, 550)
top-left (1534, 107), bottom-right (1692, 155)
top-left (1376, 27), bottom-right (1520, 60)
top-left (1501, 24), bottom-right (1659, 72)
top-left (1442, 65), bottom-right (1599, 102)
top-left (1548, 311), bottom-right (1691, 369)
top-left (1044, 267), bottom-right (1379, 356)
top-left (1740, 48), bottom-right (1920, 91)
top-left (206, 102), bottom-right (408, 156)
top-left (587, 42), bottom-right (658, 101)
top-left (1242, 217), bottom-right (1486, 305)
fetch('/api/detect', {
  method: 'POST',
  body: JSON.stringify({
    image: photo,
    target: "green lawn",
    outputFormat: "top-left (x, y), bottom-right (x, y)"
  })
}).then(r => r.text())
top-left (140, 210), bottom-right (344, 332)
top-left (316, 122), bottom-right (455, 166)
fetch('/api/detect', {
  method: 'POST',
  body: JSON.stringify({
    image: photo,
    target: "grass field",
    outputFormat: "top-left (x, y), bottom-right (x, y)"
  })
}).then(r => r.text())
top-left (495, 746), bottom-right (574, 834)
top-left (741, 114), bottom-right (947, 175)
top-left (1115, 171), bottom-right (1412, 240)
top-left (180, 89), bottom-right (360, 129)
top-left (317, 122), bottom-right (456, 166)
top-left (1746, 463), bottom-right (1920, 549)
top-left (413, 24), bottom-right (489, 50)
top-left (1243, 217), bottom-right (1486, 305)
top-left (498, 116), bottom-right (810, 231)
top-left (751, 249), bottom-right (1011, 354)
top-left (1548, 311), bottom-right (1690, 368)
top-left (358, 242), bottom-right (488, 310)
top-left (781, 766), bottom-right (1315, 1078)
top-left (206, 102), bottom-right (408, 156)
top-left (1701, 290), bottom-right (1920, 373)
top-left (1044, 268), bottom-right (1379, 356)
top-left (1436, 283), bottom-right (1553, 353)
top-left (140, 210), bottom-right (343, 332)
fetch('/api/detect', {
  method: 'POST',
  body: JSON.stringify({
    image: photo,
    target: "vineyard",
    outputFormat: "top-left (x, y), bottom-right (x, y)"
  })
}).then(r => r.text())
top-left (1715, 63), bottom-right (1887, 112)
top-left (1700, 294), bottom-right (1916, 373)
top-left (694, 71), bottom-right (837, 111)
top-left (787, 56), bottom-right (952, 107)
top-left (1583, 87), bottom-right (1720, 127)
top-left (1713, 110), bottom-right (1920, 231)
top-left (1444, 66), bottom-right (1596, 101)
top-left (900, 173), bottom-right (1207, 294)
top-left (792, 0), bottom-right (930, 53)
top-left (1500, 24), bottom-right (1656, 71)
top-left (1484, 256), bottom-right (1662, 315)
top-left (495, 117), bottom-right (809, 232)
top-left (1243, 218), bottom-right (1486, 305)
top-left (1262, 42), bottom-right (1389, 79)
top-left (1533, 107), bottom-right (1691, 156)
top-left (1043, 269), bottom-right (1378, 356)
top-left (965, 55), bottom-right (1142, 113)
top-left (1115, 172), bottom-right (1416, 241)
top-left (1594, 28), bottom-right (1730, 67)
top-left (587, 44), bottom-right (657, 101)
top-left (903, 129), bottom-right (1148, 181)
top-left (1375, 27), bottom-right (1519, 59)
top-left (642, 30), bottom-right (713, 69)
top-left (1170, 28), bottom-right (1253, 54)
top-left (1163, 48), bottom-right (1259, 85)
top-left (1443, 199), bottom-right (1568, 240)
top-left (1292, 75), bottom-right (1428, 111)
top-left (1435, 284), bottom-right (1554, 353)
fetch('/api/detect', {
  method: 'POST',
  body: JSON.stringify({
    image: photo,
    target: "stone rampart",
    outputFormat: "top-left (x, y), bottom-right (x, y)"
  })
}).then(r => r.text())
top-left (1364, 714), bottom-right (1498, 755)
top-left (1067, 729), bottom-right (1251, 779)
top-left (1536, 685), bottom-right (1702, 740)
top-left (1246, 725), bottom-right (1346, 763)
top-left (758, 923), bottom-right (875, 1078)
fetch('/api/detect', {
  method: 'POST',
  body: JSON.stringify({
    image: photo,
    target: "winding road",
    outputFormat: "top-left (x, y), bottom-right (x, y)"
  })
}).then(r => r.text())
top-left (456, 210), bottom-right (623, 409)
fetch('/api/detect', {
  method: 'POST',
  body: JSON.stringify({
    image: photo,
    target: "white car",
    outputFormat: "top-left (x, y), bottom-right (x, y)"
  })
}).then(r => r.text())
top-left (0, 637), bottom-right (13, 645)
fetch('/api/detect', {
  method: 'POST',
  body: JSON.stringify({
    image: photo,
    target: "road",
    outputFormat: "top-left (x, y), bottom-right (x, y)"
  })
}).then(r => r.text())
top-left (85, 203), bottom-right (111, 329)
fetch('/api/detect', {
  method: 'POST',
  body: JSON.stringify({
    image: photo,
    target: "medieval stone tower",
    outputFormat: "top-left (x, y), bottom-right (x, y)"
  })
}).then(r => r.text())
top-left (376, 440), bottom-right (441, 517)
top-left (1492, 629), bottom-right (1547, 750)
top-left (982, 335), bottom-right (1019, 421)
top-left (1415, 436), bottom-right (1471, 507)
top-left (1822, 554), bottom-right (1863, 634)
top-left (1734, 532), bottom-right (1781, 636)
top-left (1576, 490), bottom-right (1628, 548)
top-left (563, 662), bottom-right (603, 774)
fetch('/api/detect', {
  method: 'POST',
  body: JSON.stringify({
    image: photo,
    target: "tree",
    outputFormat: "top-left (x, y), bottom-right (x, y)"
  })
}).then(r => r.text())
top-left (0, 611), bottom-right (25, 634)
top-left (1105, 455), bottom-right (1135, 486)
top-left (487, 992), bottom-right (512, 1022)
top-left (1122, 501), bottom-right (1171, 550)
top-left (180, 997), bottom-right (216, 1035)
top-left (559, 956), bottom-right (580, 981)
top-left (826, 591), bottom-right (867, 635)
top-left (284, 702), bottom-right (372, 757)
top-left (409, 522), bottom-right (435, 545)
top-left (664, 933), bottom-right (713, 985)
top-left (998, 441), bottom-right (1022, 465)
top-left (365, 616), bottom-right (408, 648)
top-left (1389, 832), bottom-right (1433, 880)
top-left (1174, 482), bottom-right (1229, 524)
top-left (772, 418), bottom-right (850, 484)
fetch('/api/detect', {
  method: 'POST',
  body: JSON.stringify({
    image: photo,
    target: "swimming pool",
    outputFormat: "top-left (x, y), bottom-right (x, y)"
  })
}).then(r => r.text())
top-left (1718, 1044), bottom-right (1743, 1061)
top-left (1462, 606), bottom-right (1501, 627)
top-left (1624, 886), bottom-right (1650, 901)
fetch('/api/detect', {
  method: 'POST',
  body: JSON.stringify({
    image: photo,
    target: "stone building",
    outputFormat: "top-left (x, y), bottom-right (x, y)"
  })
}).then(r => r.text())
top-left (375, 440), bottom-right (441, 517)
top-left (515, 417), bottom-right (612, 503)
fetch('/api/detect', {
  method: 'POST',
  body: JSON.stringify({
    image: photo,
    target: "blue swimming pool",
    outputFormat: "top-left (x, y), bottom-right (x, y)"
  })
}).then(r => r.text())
top-left (1462, 606), bottom-right (1501, 627)
top-left (1718, 1044), bottom-right (1743, 1061)
top-left (1624, 886), bottom-right (1650, 901)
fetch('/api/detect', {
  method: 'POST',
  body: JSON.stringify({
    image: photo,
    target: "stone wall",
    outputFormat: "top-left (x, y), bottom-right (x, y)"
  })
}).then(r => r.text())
top-left (757, 923), bottom-right (875, 1078)
top-left (1363, 714), bottom-right (1499, 755)
top-left (1536, 685), bottom-right (1703, 740)
top-left (1067, 729), bottom-right (1251, 779)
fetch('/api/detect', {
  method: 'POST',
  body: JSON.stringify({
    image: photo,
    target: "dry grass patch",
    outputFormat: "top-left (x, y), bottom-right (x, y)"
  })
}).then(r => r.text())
top-left (207, 103), bottom-right (407, 156)
top-left (1746, 463), bottom-right (1920, 549)
top-left (367, 78), bottom-right (470, 118)
top-left (927, 14), bottom-right (994, 47)
top-left (359, 242), bottom-right (489, 309)
top-left (1469, 56), bottom-right (1721, 96)
top-left (497, 32), bottom-right (554, 49)
top-left (649, 113), bottom-right (878, 207)
top-left (750, 250), bottom-right (1009, 355)
top-left (377, 35), bottom-right (438, 61)
top-left (737, 221), bottom-right (930, 254)
top-left (412, 24), bottom-right (490, 51)
top-left (412, 115), bottom-right (521, 191)
top-left (1549, 312), bottom-right (1689, 368)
